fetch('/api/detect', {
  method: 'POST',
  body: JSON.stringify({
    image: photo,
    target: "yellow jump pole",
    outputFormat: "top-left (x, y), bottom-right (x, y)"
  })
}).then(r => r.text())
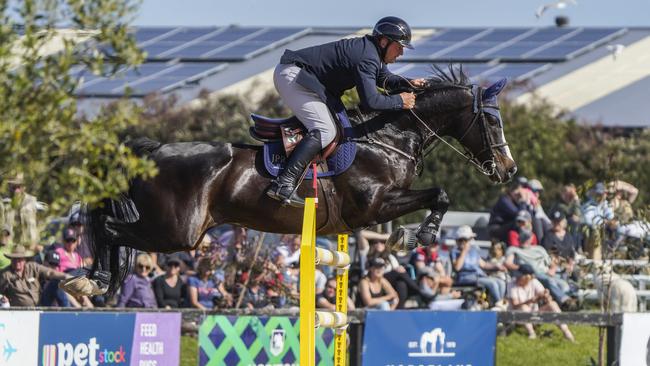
top-left (334, 234), bottom-right (349, 366)
top-left (300, 197), bottom-right (317, 366)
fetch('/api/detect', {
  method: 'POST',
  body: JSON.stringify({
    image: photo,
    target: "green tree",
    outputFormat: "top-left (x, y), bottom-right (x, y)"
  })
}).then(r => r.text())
top-left (0, 0), bottom-right (156, 215)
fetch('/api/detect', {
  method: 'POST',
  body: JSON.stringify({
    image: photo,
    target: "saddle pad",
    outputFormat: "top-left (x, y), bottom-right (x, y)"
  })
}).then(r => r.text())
top-left (262, 111), bottom-right (356, 179)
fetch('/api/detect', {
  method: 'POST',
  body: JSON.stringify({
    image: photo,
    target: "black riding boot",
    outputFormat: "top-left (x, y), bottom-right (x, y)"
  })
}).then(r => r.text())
top-left (267, 130), bottom-right (322, 207)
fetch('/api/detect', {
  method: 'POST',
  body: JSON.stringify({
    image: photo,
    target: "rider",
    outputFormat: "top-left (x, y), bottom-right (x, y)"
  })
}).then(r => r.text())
top-left (267, 16), bottom-right (427, 207)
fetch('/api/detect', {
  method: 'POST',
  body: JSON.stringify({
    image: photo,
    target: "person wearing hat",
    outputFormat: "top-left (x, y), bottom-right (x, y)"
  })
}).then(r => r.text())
top-left (507, 264), bottom-right (575, 342)
top-left (507, 210), bottom-right (539, 247)
top-left (152, 255), bottom-right (186, 309)
top-left (0, 245), bottom-right (70, 306)
top-left (582, 182), bottom-right (615, 260)
top-left (358, 257), bottom-right (398, 310)
top-left (542, 209), bottom-right (577, 260)
top-left (488, 180), bottom-right (532, 241)
top-left (450, 225), bottom-right (507, 305)
top-left (54, 227), bottom-right (83, 273)
top-left (0, 173), bottom-right (40, 251)
top-left (527, 178), bottom-right (552, 242)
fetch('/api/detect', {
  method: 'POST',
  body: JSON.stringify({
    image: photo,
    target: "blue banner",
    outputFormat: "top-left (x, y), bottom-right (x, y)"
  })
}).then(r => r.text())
top-left (362, 311), bottom-right (496, 366)
top-left (39, 313), bottom-right (135, 366)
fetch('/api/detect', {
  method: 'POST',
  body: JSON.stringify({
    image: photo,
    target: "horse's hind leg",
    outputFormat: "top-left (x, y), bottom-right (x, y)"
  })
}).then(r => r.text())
top-left (374, 187), bottom-right (450, 250)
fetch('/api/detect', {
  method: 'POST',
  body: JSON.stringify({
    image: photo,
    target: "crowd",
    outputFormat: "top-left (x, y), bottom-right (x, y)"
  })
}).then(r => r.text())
top-left (0, 173), bottom-right (645, 342)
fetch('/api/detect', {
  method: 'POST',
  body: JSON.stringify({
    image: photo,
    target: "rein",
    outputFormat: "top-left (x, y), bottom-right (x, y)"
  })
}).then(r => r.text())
top-left (354, 76), bottom-right (507, 177)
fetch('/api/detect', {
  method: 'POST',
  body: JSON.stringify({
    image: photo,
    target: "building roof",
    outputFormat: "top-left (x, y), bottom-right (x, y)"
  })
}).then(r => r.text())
top-left (76, 25), bottom-right (650, 128)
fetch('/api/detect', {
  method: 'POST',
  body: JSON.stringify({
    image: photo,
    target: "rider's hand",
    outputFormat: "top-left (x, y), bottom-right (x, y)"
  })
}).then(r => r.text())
top-left (410, 78), bottom-right (427, 88)
top-left (400, 92), bottom-right (416, 109)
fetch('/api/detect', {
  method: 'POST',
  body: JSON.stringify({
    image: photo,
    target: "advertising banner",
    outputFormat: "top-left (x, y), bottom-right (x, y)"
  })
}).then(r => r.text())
top-left (199, 315), bottom-right (334, 366)
top-left (38, 312), bottom-right (181, 366)
top-left (620, 313), bottom-right (650, 366)
top-left (0, 311), bottom-right (41, 365)
top-left (362, 310), bottom-right (497, 366)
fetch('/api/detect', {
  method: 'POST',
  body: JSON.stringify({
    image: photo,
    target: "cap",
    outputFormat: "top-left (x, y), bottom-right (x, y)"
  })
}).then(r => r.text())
top-left (368, 257), bottom-right (386, 268)
top-left (62, 227), bottom-right (78, 242)
top-left (454, 225), bottom-right (476, 240)
top-left (528, 179), bottom-right (544, 192)
top-left (517, 263), bottom-right (535, 276)
top-left (45, 251), bottom-right (61, 266)
top-left (516, 210), bottom-right (532, 223)
top-left (549, 209), bottom-right (566, 222)
top-left (166, 255), bottom-right (182, 266)
top-left (592, 182), bottom-right (606, 195)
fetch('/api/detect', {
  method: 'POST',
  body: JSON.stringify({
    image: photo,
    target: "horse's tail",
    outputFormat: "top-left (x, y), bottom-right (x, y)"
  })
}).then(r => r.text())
top-left (127, 137), bottom-right (161, 156)
top-left (80, 197), bottom-right (135, 296)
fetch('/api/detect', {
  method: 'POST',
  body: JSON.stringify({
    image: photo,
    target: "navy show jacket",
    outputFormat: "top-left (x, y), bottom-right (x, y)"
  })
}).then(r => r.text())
top-left (279, 35), bottom-right (411, 113)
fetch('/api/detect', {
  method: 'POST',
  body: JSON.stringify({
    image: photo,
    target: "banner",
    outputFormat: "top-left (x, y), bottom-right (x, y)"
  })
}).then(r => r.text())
top-left (199, 315), bottom-right (334, 366)
top-left (0, 311), bottom-right (40, 365)
top-left (620, 313), bottom-right (650, 366)
top-left (362, 310), bottom-right (497, 366)
top-left (38, 312), bottom-right (180, 366)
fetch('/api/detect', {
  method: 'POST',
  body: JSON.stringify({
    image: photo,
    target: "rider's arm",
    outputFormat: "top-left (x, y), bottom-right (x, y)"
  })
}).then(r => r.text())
top-left (355, 58), bottom-right (403, 111)
top-left (377, 63), bottom-right (414, 91)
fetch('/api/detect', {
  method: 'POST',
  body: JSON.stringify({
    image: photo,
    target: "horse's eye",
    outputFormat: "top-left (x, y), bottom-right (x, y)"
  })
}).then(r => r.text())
top-left (486, 115), bottom-right (499, 126)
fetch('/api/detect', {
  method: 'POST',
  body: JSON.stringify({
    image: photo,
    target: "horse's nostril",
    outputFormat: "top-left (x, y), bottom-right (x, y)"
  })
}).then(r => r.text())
top-left (508, 165), bottom-right (518, 177)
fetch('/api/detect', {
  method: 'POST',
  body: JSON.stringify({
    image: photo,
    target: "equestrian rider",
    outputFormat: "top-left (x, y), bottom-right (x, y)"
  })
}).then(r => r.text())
top-left (267, 16), bottom-right (426, 207)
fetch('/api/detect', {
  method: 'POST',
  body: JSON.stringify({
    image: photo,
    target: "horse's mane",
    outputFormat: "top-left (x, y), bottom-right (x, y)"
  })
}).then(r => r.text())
top-left (422, 64), bottom-right (472, 91)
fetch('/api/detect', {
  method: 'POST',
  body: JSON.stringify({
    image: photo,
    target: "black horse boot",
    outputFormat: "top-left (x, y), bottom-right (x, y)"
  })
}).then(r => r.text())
top-left (267, 129), bottom-right (322, 207)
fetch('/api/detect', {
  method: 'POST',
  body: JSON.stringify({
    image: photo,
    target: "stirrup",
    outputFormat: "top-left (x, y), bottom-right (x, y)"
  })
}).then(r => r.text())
top-left (266, 184), bottom-right (305, 208)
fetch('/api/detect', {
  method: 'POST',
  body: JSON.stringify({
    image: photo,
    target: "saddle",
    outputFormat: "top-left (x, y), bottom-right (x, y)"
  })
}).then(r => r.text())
top-left (249, 114), bottom-right (341, 160)
top-left (248, 111), bottom-right (357, 179)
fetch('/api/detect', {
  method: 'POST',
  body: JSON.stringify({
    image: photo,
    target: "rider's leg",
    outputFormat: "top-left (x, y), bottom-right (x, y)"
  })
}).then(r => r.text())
top-left (268, 64), bottom-right (337, 207)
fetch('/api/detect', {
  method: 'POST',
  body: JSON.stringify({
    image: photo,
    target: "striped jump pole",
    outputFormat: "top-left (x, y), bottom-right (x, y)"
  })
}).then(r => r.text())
top-left (300, 197), bottom-right (350, 366)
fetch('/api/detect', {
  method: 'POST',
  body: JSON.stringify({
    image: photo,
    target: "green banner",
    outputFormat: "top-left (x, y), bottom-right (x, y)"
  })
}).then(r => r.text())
top-left (199, 315), bottom-right (335, 366)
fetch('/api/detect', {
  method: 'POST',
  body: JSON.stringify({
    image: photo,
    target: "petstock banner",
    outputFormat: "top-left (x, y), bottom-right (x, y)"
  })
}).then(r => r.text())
top-left (362, 310), bottom-right (497, 366)
top-left (38, 312), bottom-right (181, 366)
top-left (620, 313), bottom-right (650, 366)
top-left (199, 315), bottom-right (335, 366)
top-left (0, 311), bottom-right (41, 365)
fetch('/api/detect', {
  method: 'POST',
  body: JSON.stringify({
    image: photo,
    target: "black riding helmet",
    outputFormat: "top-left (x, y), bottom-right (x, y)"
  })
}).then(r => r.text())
top-left (372, 16), bottom-right (414, 49)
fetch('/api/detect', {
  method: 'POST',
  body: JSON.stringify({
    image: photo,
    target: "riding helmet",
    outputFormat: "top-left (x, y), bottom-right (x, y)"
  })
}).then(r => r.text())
top-left (372, 16), bottom-right (414, 49)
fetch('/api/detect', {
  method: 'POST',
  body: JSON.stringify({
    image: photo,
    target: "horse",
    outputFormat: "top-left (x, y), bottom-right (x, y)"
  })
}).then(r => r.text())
top-left (63, 67), bottom-right (517, 296)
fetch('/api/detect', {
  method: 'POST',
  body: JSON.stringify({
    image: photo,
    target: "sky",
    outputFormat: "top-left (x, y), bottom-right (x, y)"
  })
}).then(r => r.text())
top-left (134, 0), bottom-right (650, 28)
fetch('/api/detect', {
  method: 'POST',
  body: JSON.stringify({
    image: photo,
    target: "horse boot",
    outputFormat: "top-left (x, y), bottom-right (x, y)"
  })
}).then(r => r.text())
top-left (266, 129), bottom-right (322, 207)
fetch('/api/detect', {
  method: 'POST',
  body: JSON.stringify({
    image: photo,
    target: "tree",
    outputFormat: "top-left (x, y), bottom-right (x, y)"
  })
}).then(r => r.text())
top-left (0, 0), bottom-right (156, 215)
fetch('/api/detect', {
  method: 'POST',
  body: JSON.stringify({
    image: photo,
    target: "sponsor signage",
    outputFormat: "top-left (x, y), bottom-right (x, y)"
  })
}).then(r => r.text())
top-left (38, 312), bottom-right (180, 366)
top-left (0, 311), bottom-right (40, 365)
top-left (362, 311), bottom-right (497, 366)
top-left (199, 315), bottom-right (334, 366)
top-left (620, 313), bottom-right (650, 366)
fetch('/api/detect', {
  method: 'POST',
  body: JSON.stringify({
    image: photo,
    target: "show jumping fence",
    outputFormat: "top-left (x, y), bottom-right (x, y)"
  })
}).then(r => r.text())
top-left (300, 197), bottom-right (350, 366)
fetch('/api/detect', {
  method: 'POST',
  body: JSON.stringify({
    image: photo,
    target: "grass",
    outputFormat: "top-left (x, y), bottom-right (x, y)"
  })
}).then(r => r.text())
top-left (181, 325), bottom-right (602, 366)
top-left (497, 324), bottom-right (601, 366)
top-left (181, 335), bottom-right (198, 366)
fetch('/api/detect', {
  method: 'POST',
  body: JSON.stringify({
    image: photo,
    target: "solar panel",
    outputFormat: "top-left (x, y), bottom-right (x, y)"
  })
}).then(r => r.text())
top-left (76, 62), bottom-right (227, 97)
top-left (248, 28), bottom-right (308, 42)
top-left (205, 27), bottom-right (261, 42)
top-left (522, 27), bottom-right (625, 60)
top-left (477, 28), bottom-right (530, 42)
top-left (163, 27), bottom-right (220, 42)
top-left (422, 28), bottom-right (487, 42)
top-left (134, 27), bottom-right (177, 44)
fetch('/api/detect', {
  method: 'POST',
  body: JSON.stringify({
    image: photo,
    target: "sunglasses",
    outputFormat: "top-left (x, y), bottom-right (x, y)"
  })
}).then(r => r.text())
top-left (64, 238), bottom-right (77, 243)
top-left (137, 264), bottom-right (151, 270)
top-left (168, 262), bottom-right (181, 267)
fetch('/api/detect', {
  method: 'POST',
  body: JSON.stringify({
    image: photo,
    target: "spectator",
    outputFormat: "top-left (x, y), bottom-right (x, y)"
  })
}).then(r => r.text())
top-left (241, 277), bottom-right (270, 309)
top-left (0, 245), bottom-right (69, 306)
top-left (542, 210), bottom-right (577, 260)
top-left (317, 277), bottom-right (356, 310)
top-left (0, 225), bottom-right (12, 269)
top-left (488, 181), bottom-right (531, 241)
top-left (358, 258), bottom-right (398, 310)
top-left (450, 226), bottom-right (507, 305)
top-left (0, 173), bottom-right (40, 251)
top-left (486, 241), bottom-right (508, 287)
top-left (276, 235), bottom-right (301, 267)
top-left (411, 239), bottom-right (455, 294)
top-left (504, 230), bottom-right (576, 311)
top-left (153, 255), bottom-right (186, 308)
top-left (67, 204), bottom-right (93, 267)
top-left (608, 180), bottom-right (637, 225)
top-left (55, 228), bottom-right (83, 273)
top-left (117, 253), bottom-right (157, 308)
top-left (367, 236), bottom-right (434, 308)
top-left (40, 251), bottom-right (70, 307)
top-left (581, 182), bottom-right (615, 260)
top-left (507, 210), bottom-right (539, 247)
top-left (187, 257), bottom-right (221, 310)
top-left (357, 229), bottom-right (390, 272)
top-left (507, 264), bottom-right (575, 342)
top-left (552, 184), bottom-right (582, 240)
top-left (527, 179), bottom-right (552, 242)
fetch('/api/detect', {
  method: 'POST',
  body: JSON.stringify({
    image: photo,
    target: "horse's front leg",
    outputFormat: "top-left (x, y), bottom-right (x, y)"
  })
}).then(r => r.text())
top-left (375, 187), bottom-right (450, 251)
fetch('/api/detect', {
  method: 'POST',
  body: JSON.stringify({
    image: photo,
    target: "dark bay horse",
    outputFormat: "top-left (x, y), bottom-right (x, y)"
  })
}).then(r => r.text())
top-left (70, 68), bottom-right (517, 295)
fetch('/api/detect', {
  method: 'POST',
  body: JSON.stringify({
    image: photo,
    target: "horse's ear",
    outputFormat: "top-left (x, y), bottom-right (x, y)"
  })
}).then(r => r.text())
top-left (484, 78), bottom-right (508, 99)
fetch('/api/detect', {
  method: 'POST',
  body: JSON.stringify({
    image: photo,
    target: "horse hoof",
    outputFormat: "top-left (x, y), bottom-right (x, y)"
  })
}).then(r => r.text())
top-left (386, 227), bottom-right (418, 252)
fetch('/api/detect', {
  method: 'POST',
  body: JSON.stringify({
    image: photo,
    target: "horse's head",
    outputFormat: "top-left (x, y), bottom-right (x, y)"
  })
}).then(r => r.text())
top-left (415, 73), bottom-right (517, 184)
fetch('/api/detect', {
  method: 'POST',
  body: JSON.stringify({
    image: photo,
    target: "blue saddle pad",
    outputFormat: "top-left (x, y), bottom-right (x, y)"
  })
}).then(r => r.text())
top-left (262, 111), bottom-right (356, 179)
